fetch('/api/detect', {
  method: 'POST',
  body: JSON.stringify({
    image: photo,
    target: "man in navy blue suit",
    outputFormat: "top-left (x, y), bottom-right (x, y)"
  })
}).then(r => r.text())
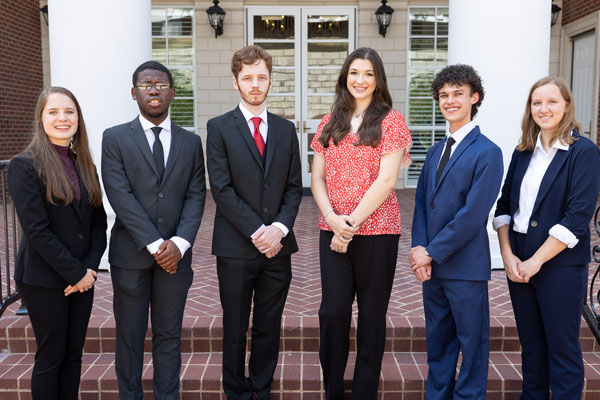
top-left (409, 64), bottom-right (503, 399)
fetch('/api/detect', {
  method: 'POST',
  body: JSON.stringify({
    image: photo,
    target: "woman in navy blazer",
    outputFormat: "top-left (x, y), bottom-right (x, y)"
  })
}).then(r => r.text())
top-left (494, 76), bottom-right (600, 399)
top-left (8, 87), bottom-right (107, 400)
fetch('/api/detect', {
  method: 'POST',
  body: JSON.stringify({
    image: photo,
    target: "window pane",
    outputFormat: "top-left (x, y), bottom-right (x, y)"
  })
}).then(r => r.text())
top-left (168, 38), bottom-right (193, 65)
top-left (436, 38), bottom-right (448, 65)
top-left (271, 70), bottom-right (295, 94)
top-left (152, 38), bottom-right (167, 64)
top-left (408, 98), bottom-right (434, 125)
top-left (307, 15), bottom-right (349, 39)
top-left (308, 154), bottom-right (314, 173)
top-left (410, 38), bottom-right (434, 66)
top-left (152, 9), bottom-right (166, 36)
top-left (308, 68), bottom-right (339, 94)
top-left (254, 42), bottom-right (294, 67)
top-left (434, 102), bottom-right (445, 126)
top-left (308, 42), bottom-right (348, 67)
top-left (253, 15), bottom-right (295, 39)
top-left (406, 158), bottom-right (425, 186)
top-left (267, 96), bottom-right (295, 119)
top-left (410, 8), bottom-right (435, 36)
top-left (308, 95), bottom-right (334, 119)
top-left (168, 8), bottom-right (193, 36)
top-left (172, 69), bottom-right (194, 97)
top-left (170, 98), bottom-right (194, 127)
top-left (437, 8), bottom-right (449, 35)
top-left (307, 133), bottom-right (315, 152)
top-left (408, 70), bottom-right (434, 97)
top-left (408, 130), bottom-right (433, 157)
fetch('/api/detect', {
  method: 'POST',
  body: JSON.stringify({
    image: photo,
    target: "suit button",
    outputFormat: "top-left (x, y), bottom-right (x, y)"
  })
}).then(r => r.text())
top-left (431, 203), bottom-right (435, 209)
top-left (78, 233), bottom-right (83, 239)
top-left (158, 192), bottom-right (164, 198)
top-left (158, 217), bottom-right (163, 223)
top-left (530, 220), bottom-right (537, 227)
top-left (264, 183), bottom-right (269, 189)
top-left (263, 207), bottom-right (268, 213)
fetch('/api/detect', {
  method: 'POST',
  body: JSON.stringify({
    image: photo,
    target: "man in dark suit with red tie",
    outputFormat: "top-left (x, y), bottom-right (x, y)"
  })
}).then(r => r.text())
top-left (206, 45), bottom-right (302, 400)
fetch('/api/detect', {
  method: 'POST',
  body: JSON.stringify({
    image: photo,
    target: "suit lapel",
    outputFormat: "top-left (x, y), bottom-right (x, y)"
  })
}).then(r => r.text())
top-left (129, 118), bottom-right (161, 178)
top-left (233, 107), bottom-right (264, 171)
top-left (433, 127), bottom-right (479, 196)
top-left (264, 112), bottom-right (277, 177)
top-left (531, 148), bottom-right (569, 217)
top-left (161, 123), bottom-right (182, 185)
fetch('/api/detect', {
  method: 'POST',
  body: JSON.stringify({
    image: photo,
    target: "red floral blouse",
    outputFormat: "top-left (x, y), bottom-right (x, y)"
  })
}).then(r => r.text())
top-left (311, 109), bottom-right (412, 236)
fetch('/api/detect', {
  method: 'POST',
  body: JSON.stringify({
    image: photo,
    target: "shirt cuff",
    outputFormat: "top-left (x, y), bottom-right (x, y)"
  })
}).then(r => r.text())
top-left (251, 224), bottom-right (266, 239)
top-left (549, 224), bottom-right (579, 249)
top-left (492, 215), bottom-right (511, 231)
top-left (147, 238), bottom-right (164, 255)
top-left (272, 222), bottom-right (289, 237)
top-left (170, 236), bottom-right (192, 257)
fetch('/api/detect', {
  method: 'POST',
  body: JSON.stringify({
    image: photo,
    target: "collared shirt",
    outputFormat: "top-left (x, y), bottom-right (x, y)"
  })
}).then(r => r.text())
top-left (437, 120), bottom-right (475, 169)
top-left (492, 132), bottom-right (578, 248)
top-left (237, 103), bottom-right (289, 238)
top-left (139, 114), bottom-right (171, 168)
top-left (138, 114), bottom-right (192, 257)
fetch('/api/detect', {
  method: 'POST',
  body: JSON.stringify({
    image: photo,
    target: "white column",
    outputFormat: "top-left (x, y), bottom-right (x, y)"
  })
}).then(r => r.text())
top-left (448, 0), bottom-right (551, 268)
top-left (48, 0), bottom-right (152, 268)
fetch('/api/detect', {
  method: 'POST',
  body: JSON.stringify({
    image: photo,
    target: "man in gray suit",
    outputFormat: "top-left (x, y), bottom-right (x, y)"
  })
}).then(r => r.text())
top-left (102, 61), bottom-right (205, 400)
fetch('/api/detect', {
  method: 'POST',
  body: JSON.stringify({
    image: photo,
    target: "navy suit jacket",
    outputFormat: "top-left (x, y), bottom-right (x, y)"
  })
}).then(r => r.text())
top-left (494, 131), bottom-right (600, 266)
top-left (412, 126), bottom-right (503, 281)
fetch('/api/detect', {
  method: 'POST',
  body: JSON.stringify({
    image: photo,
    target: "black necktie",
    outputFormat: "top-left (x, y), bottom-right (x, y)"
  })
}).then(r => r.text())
top-left (436, 136), bottom-right (455, 184)
top-left (151, 126), bottom-right (164, 179)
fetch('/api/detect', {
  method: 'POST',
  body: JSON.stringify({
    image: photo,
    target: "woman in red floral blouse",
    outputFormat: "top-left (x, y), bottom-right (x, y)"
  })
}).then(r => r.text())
top-left (311, 47), bottom-right (412, 399)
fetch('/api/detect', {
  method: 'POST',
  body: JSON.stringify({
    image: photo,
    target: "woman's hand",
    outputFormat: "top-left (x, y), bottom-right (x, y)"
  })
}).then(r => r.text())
top-left (517, 257), bottom-right (543, 283)
top-left (64, 269), bottom-right (97, 296)
top-left (501, 251), bottom-right (525, 283)
top-left (325, 213), bottom-right (356, 241)
top-left (330, 234), bottom-right (350, 254)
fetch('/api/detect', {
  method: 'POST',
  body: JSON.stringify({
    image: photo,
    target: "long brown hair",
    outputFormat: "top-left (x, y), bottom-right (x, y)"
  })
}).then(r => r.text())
top-left (518, 76), bottom-right (583, 151)
top-left (23, 87), bottom-right (102, 206)
top-left (319, 47), bottom-right (392, 148)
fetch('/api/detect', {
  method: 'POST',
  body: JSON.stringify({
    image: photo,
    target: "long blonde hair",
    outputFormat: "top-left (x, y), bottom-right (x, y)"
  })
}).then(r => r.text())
top-left (22, 87), bottom-right (102, 206)
top-left (518, 76), bottom-right (583, 151)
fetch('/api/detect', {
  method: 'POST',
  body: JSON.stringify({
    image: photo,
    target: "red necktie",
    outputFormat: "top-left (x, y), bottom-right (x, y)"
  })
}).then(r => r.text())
top-left (251, 117), bottom-right (265, 156)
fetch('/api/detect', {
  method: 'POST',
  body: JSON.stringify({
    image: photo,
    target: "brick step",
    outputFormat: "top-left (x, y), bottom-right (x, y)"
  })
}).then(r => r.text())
top-left (2, 314), bottom-right (599, 356)
top-left (1, 351), bottom-right (600, 399)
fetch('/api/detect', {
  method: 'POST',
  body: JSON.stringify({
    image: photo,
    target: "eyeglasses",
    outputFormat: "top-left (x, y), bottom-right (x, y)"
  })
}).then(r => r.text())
top-left (135, 83), bottom-right (171, 91)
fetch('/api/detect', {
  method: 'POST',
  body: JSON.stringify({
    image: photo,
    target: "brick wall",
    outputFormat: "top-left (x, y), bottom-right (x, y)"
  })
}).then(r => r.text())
top-left (0, 0), bottom-right (43, 160)
top-left (562, 0), bottom-right (600, 25)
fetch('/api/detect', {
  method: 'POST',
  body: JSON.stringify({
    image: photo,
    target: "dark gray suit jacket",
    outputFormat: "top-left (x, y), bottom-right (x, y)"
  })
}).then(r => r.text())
top-left (206, 106), bottom-right (302, 259)
top-left (101, 117), bottom-right (206, 269)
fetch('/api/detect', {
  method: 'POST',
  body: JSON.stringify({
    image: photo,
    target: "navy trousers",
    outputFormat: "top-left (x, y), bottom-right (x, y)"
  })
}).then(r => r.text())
top-left (423, 276), bottom-right (489, 400)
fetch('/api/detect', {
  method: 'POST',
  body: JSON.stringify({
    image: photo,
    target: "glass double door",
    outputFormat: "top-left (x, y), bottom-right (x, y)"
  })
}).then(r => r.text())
top-left (247, 6), bottom-right (356, 187)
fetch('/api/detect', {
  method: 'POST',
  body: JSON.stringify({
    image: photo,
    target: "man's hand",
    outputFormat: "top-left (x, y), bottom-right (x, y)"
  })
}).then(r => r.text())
top-left (65, 269), bottom-right (97, 296)
top-left (252, 225), bottom-right (285, 256)
top-left (154, 240), bottom-right (182, 274)
top-left (413, 264), bottom-right (431, 282)
top-left (409, 246), bottom-right (432, 270)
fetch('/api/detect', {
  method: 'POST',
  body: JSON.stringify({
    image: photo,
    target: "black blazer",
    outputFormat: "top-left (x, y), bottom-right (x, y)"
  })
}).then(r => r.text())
top-left (206, 106), bottom-right (302, 259)
top-left (101, 117), bottom-right (206, 269)
top-left (495, 131), bottom-right (600, 266)
top-left (7, 155), bottom-right (107, 289)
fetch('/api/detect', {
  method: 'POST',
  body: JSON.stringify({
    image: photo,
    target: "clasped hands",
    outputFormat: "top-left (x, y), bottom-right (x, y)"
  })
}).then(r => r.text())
top-left (252, 225), bottom-right (284, 258)
top-left (409, 246), bottom-right (432, 282)
top-left (326, 213), bottom-right (356, 254)
top-left (154, 239), bottom-right (182, 275)
top-left (64, 268), bottom-right (97, 296)
top-left (502, 251), bottom-right (542, 283)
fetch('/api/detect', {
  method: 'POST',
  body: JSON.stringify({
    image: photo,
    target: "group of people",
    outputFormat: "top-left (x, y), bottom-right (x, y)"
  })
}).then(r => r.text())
top-left (7, 44), bottom-right (600, 400)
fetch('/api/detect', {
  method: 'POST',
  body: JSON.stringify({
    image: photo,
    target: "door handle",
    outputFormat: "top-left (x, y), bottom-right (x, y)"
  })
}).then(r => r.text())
top-left (296, 121), bottom-right (300, 133)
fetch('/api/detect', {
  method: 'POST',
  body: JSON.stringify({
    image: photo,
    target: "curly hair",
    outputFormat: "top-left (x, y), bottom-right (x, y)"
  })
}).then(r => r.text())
top-left (431, 64), bottom-right (485, 119)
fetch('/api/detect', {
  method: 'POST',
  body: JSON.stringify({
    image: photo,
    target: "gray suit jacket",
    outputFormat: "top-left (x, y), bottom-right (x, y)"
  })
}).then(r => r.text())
top-left (101, 117), bottom-right (206, 269)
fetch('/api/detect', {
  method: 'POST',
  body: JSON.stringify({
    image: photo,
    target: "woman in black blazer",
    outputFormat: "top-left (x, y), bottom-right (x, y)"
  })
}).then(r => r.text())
top-left (7, 87), bottom-right (107, 400)
top-left (494, 76), bottom-right (600, 399)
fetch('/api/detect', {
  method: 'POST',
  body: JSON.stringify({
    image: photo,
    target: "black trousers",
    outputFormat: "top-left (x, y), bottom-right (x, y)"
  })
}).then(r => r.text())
top-left (18, 281), bottom-right (94, 400)
top-left (318, 231), bottom-right (399, 400)
top-left (111, 263), bottom-right (193, 400)
top-left (217, 254), bottom-right (292, 400)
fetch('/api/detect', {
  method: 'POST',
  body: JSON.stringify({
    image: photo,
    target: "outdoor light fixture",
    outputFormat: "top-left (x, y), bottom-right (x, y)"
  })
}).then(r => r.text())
top-left (206, 0), bottom-right (226, 38)
top-left (375, 0), bottom-right (394, 38)
top-left (40, 5), bottom-right (48, 26)
top-left (551, 3), bottom-right (562, 27)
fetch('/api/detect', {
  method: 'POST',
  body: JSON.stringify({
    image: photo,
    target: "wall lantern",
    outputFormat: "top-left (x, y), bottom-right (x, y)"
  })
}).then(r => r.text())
top-left (40, 5), bottom-right (48, 26)
top-left (551, 3), bottom-right (562, 27)
top-left (206, 0), bottom-right (226, 38)
top-left (375, 0), bottom-right (394, 38)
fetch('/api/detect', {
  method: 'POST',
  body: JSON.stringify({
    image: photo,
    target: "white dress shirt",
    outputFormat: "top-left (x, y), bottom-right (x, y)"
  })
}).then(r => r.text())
top-left (238, 103), bottom-right (289, 238)
top-left (138, 114), bottom-right (192, 257)
top-left (438, 120), bottom-right (475, 168)
top-left (492, 133), bottom-right (578, 248)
